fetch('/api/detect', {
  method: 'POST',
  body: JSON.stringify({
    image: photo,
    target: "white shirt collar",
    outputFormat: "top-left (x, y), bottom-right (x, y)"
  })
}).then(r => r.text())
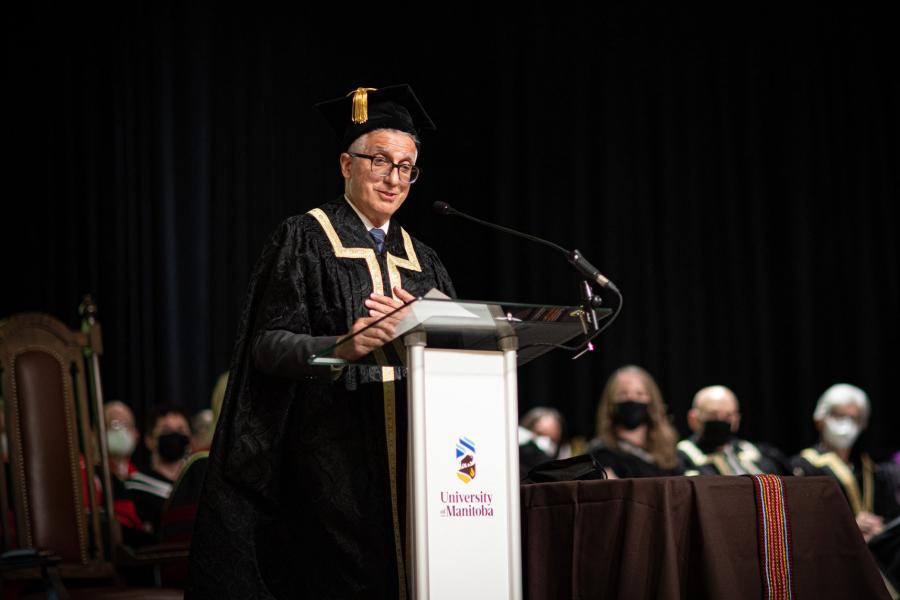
top-left (344, 195), bottom-right (390, 235)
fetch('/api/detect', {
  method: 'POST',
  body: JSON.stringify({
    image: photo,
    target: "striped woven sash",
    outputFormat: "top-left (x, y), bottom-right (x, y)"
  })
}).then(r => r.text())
top-left (749, 474), bottom-right (795, 600)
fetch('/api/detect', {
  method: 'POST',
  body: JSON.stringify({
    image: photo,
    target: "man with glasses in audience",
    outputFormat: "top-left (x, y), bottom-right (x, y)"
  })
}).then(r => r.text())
top-left (189, 85), bottom-right (455, 599)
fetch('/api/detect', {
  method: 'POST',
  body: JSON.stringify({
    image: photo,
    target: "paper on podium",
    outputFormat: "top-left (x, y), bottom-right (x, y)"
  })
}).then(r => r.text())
top-left (393, 288), bottom-right (496, 338)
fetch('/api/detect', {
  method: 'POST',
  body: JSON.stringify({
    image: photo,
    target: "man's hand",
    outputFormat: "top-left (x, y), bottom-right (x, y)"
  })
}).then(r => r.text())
top-left (856, 510), bottom-right (884, 542)
top-left (333, 287), bottom-right (417, 361)
top-left (392, 286), bottom-right (417, 305)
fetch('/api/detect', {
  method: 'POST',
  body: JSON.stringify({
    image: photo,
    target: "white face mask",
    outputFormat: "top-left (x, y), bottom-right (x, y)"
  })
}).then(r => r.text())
top-left (534, 435), bottom-right (558, 458)
top-left (822, 416), bottom-right (860, 450)
top-left (107, 426), bottom-right (137, 457)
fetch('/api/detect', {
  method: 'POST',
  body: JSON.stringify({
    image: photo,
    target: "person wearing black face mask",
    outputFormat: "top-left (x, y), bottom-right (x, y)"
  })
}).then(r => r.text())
top-left (125, 404), bottom-right (193, 535)
top-left (587, 365), bottom-right (683, 478)
top-left (677, 385), bottom-right (788, 476)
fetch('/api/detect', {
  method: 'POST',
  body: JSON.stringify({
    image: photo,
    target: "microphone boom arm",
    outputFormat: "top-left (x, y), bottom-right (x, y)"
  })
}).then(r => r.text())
top-left (434, 201), bottom-right (618, 292)
top-left (432, 201), bottom-right (622, 357)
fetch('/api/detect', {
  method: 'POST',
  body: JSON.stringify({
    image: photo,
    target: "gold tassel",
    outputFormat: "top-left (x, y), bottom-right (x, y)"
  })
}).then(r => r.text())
top-left (347, 87), bottom-right (377, 124)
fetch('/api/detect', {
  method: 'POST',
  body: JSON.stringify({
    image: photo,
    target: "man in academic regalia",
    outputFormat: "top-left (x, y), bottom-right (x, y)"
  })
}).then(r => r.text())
top-left (187, 85), bottom-right (455, 599)
top-left (677, 385), bottom-right (789, 476)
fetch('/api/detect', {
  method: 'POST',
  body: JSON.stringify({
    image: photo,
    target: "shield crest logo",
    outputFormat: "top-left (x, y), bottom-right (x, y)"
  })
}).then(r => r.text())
top-left (456, 437), bottom-right (476, 483)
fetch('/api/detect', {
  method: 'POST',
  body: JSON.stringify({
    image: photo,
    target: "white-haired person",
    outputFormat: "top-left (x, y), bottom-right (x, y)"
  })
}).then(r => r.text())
top-left (790, 383), bottom-right (899, 542)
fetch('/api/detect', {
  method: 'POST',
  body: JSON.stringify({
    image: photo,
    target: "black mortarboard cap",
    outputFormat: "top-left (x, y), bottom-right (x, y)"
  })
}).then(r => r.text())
top-left (315, 84), bottom-right (436, 151)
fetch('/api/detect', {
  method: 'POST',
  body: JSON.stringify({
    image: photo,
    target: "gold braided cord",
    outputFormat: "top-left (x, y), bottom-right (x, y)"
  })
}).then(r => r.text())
top-left (347, 87), bottom-right (377, 124)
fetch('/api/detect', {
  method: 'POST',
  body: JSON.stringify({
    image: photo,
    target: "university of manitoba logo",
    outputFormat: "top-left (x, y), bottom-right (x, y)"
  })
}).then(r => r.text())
top-left (456, 437), bottom-right (476, 483)
top-left (439, 436), bottom-right (493, 517)
top-left (439, 436), bottom-right (494, 517)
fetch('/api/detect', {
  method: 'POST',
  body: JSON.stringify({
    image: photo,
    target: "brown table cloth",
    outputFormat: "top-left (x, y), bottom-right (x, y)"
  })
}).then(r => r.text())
top-left (521, 475), bottom-right (890, 599)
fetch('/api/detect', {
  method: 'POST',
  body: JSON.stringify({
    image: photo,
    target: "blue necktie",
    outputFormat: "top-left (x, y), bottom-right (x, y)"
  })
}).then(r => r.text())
top-left (369, 228), bottom-right (386, 254)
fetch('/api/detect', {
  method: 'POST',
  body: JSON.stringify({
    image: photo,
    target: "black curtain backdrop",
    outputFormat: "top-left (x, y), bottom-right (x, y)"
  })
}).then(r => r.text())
top-left (4, 5), bottom-right (898, 457)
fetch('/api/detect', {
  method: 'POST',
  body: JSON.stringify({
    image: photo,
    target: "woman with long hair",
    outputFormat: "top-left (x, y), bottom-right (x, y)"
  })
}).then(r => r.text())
top-left (588, 365), bottom-right (682, 478)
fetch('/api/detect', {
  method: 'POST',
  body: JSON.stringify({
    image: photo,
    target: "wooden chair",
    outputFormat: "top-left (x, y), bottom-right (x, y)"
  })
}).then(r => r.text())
top-left (0, 298), bottom-right (186, 599)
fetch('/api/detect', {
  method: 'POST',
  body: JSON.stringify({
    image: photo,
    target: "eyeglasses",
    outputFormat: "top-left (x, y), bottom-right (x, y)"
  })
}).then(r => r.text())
top-left (347, 152), bottom-right (421, 184)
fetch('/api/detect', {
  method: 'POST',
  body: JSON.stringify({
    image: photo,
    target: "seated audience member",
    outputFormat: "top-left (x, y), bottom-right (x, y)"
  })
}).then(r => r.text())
top-left (105, 400), bottom-right (139, 479)
top-left (520, 406), bottom-right (571, 461)
top-left (518, 427), bottom-right (554, 477)
top-left (678, 385), bottom-right (788, 476)
top-left (790, 383), bottom-right (899, 542)
top-left (103, 400), bottom-right (152, 544)
top-left (125, 405), bottom-right (192, 535)
top-left (189, 372), bottom-right (226, 452)
top-left (191, 409), bottom-right (215, 452)
top-left (159, 371), bottom-right (228, 542)
top-left (588, 365), bottom-right (683, 478)
top-left (156, 374), bottom-right (228, 586)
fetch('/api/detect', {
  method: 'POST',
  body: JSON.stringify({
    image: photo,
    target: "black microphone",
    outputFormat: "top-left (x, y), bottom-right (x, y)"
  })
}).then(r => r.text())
top-left (432, 201), bottom-right (619, 293)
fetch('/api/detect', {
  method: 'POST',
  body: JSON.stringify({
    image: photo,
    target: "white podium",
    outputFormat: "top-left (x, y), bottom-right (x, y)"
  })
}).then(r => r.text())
top-left (311, 297), bottom-right (607, 599)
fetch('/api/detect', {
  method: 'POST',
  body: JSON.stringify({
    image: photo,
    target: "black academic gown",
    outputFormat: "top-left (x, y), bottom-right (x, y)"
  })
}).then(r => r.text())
top-left (588, 439), bottom-right (684, 478)
top-left (188, 198), bottom-right (455, 599)
top-left (789, 444), bottom-right (899, 520)
top-left (677, 437), bottom-right (789, 476)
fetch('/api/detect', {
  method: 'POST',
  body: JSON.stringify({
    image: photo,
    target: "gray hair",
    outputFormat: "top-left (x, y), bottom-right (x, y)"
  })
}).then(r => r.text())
top-left (813, 383), bottom-right (870, 423)
top-left (347, 129), bottom-right (420, 155)
top-left (520, 406), bottom-right (564, 431)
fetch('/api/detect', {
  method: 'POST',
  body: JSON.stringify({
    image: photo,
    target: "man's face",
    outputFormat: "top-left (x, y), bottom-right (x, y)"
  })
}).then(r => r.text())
top-left (689, 388), bottom-right (741, 434)
top-left (340, 130), bottom-right (418, 227)
top-left (146, 413), bottom-right (191, 454)
top-left (532, 415), bottom-right (562, 445)
top-left (105, 403), bottom-right (137, 438)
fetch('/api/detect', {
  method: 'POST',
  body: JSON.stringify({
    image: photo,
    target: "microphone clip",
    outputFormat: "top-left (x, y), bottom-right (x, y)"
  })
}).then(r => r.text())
top-left (580, 280), bottom-right (603, 330)
top-left (572, 279), bottom-right (609, 360)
